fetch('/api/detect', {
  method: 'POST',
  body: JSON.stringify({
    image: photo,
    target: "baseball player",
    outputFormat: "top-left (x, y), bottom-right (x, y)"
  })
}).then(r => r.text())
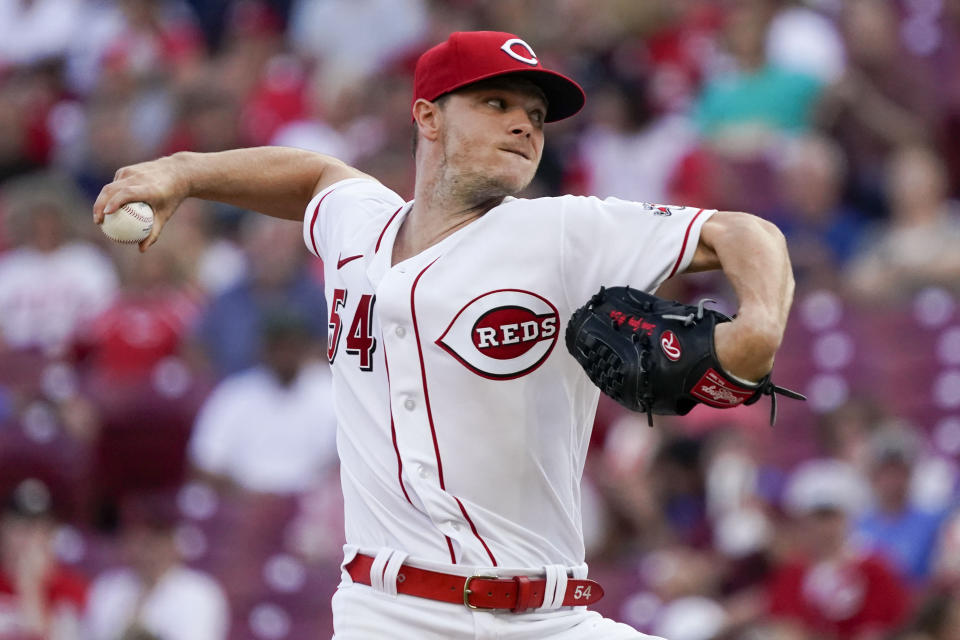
top-left (94, 31), bottom-right (795, 639)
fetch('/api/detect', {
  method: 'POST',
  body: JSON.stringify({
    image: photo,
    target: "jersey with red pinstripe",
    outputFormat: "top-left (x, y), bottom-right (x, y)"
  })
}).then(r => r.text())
top-left (303, 178), bottom-right (714, 569)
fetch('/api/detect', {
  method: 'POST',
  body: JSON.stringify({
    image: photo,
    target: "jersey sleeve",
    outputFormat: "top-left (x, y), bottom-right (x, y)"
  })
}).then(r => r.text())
top-left (559, 196), bottom-right (716, 306)
top-left (302, 178), bottom-right (405, 260)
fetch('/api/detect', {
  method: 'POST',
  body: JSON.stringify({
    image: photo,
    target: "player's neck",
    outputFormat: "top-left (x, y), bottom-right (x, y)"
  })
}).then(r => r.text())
top-left (393, 177), bottom-right (501, 265)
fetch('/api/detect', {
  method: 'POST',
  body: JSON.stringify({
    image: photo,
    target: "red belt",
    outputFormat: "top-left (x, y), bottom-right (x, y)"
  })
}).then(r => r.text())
top-left (346, 553), bottom-right (604, 613)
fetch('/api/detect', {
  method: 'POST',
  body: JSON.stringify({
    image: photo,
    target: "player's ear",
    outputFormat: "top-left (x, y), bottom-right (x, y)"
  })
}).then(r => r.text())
top-left (412, 98), bottom-right (442, 142)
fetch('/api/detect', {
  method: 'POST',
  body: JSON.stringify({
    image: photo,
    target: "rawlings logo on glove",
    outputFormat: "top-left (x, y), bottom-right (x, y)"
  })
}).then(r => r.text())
top-left (565, 286), bottom-right (805, 426)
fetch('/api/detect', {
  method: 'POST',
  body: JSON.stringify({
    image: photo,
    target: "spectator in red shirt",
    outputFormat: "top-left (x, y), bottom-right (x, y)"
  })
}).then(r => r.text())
top-left (78, 242), bottom-right (203, 386)
top-left (0, 479), bottom-right (87, 640)
top-left (767, 459), bottom-right (910, 640)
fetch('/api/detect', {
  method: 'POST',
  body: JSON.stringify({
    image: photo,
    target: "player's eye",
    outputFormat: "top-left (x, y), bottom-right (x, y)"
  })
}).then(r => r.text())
top-left (530, 110), bottom-right (545, 126)
top-left (486, 97), bottom-right (506, 109)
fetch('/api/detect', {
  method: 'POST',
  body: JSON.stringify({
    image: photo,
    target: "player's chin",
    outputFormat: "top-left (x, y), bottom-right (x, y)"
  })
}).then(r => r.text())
top-left (460, 162), bottom-right (534, 199)
top-left (490, 165), bottom-right (536, 195)
top-left (491, 175), bottom-right (532, 198)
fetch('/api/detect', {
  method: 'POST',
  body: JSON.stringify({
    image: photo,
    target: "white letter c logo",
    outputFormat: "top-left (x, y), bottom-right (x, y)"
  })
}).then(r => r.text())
top-left (500, 38), bottom-right (538, 66)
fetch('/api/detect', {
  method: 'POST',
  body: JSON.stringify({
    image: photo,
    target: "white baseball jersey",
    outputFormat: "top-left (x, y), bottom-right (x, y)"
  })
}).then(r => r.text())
top-left (303, 178), bottom-right (714, 570)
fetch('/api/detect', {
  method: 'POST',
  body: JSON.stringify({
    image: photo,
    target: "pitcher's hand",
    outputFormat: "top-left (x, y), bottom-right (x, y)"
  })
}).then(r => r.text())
top-left (93, 155), bottom-right (190, 252)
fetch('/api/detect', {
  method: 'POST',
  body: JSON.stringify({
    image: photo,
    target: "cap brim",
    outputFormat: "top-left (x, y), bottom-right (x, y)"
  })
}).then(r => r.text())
top-left (435, 68), bottom-right (585, 123)
top-left (507, 69), bottom-right (585, 122)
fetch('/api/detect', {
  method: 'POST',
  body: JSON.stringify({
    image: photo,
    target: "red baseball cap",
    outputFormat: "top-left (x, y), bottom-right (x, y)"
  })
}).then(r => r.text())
top-left (413, 31), bottom-right (586, 123)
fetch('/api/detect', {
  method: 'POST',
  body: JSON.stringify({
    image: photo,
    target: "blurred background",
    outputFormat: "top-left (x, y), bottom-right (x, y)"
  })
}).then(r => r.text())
top-left (1, 0), bottom-right (959, 638)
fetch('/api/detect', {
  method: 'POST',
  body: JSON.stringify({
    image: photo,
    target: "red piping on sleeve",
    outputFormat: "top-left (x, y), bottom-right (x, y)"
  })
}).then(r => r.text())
top-left (375, 206), bottom-right (404, 254)
top-left (667, 208), bottom-right (706, 279)
top-left (308, 189), bottom-right (337, 257)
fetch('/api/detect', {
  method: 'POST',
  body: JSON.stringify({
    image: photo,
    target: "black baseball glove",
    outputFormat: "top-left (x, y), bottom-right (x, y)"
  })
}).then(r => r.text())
top-left (565, 286), bottom-right (805, 426)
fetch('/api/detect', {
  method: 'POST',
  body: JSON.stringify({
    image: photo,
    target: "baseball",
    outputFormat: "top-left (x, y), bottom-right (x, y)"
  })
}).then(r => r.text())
top-left (99, 201), bottom-right (154, 243)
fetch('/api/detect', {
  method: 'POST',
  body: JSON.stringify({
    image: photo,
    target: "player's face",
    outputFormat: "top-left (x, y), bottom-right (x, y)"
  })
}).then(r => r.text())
top-left (437, 81), bottom-right (547, 199)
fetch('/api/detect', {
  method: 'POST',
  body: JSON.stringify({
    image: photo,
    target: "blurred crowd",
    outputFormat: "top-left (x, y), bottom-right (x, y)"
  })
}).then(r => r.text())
top-left (1, 0), bottom-right (960, 639)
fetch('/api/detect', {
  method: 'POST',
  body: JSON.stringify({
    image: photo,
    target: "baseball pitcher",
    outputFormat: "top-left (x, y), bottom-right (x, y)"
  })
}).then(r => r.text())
top-left (94, 31), bottom-right (798, 640)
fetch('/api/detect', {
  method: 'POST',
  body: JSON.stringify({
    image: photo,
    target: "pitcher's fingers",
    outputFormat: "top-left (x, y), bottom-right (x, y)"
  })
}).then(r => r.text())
top-left (138, 215), bottom-right (165, 253)
top-left (93, 184), bottom-right (118, 224)
top-left (101, 189), bottom-right (140, 218)
top-left (102, 186), bottom-right (156, 222)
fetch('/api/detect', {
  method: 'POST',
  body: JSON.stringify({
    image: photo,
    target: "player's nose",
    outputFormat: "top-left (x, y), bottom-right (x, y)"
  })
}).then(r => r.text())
top-left (504, 103), bottom-right (541, 138)
top-left (509, 118), bottom-right (533, 137)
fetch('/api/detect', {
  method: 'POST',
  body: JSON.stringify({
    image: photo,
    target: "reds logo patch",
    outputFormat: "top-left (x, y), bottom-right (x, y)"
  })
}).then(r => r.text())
top-left (660, 330), bottom-right (681, 361)
top-left (437, 289), bottom-right (559, 379)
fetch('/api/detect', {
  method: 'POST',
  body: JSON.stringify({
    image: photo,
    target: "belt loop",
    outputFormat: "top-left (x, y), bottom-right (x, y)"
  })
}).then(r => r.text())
top-left (511, 576), bottom-right (535, 613)
top-left (537, 564), bottom-right (568, 611)
top-left (381, 550), bottom-right (409, 597)
top-left (551, 566), bottom-right (569, 610)
top-left (369, 548), bottom-right (395, 593)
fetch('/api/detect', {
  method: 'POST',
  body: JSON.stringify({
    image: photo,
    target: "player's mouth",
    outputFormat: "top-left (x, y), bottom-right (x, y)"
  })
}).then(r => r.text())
top-left (500, 147), bottom-right (531, 160)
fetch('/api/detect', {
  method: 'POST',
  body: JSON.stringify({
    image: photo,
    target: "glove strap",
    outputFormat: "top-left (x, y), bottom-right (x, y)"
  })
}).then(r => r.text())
top-left (716, 370), bottom-right (807, 427)
top-left (767, 382), bottom-right (807, 426)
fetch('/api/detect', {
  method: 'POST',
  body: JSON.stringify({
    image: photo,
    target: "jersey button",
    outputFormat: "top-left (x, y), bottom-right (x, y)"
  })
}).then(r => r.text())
top-left (395, 326), bottom-right (406, 338)
top-left (417, 465), bottom-right (428, 478)
top-left (403, 398), bottom-right (416, 411)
